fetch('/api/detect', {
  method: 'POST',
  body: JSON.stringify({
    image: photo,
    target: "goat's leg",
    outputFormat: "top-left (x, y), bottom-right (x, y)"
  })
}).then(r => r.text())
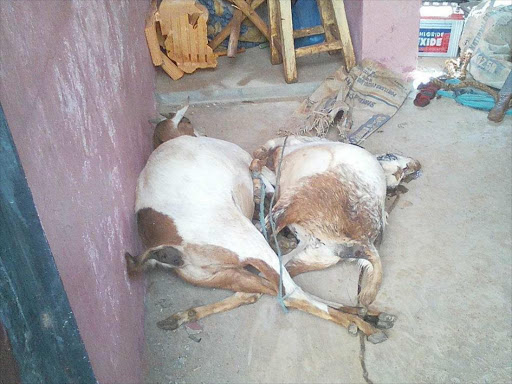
top-left (176, 265), bottom-right (278, 296)
top-left (305, 292), bottom-right (393, 319)
top-left (284, 297), bottom-right (388, 344)
top-left (284, 247), bottom-right (394, 329)
top-left (157, 292), bottom-right (261, 330)
top-left (285, 247), bottom-right (340, 277)
top-left (156, 265), bottom-right (277, 330)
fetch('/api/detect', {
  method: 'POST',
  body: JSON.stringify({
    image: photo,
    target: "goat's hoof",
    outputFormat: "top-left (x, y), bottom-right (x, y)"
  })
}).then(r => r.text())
top-left (378, 312), bottom-right (396, 323)
top-left (157, 315), bottom-right (180, 331)
top-left (347, 323), bottom-right (358, 336)
top-left (367, 331), bottom-right (388, 344)
top-left (376, 320), bottom-right (394, 329)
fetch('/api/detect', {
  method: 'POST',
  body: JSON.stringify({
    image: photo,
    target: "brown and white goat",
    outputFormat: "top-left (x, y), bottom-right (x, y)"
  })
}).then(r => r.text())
top-left (251, 136), bottom-right (421, 307)
top-left (126, 108), bottom-right (392, 343)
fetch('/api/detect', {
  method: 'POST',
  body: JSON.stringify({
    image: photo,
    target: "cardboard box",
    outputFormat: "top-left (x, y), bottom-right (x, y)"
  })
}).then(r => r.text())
top-left (418, 4), bottom-right (465, 57)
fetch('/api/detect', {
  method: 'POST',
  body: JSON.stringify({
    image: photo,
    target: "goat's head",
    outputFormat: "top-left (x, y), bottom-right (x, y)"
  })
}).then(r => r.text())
top-left (377, 153), bottom-right (422, 192)
top-left (151, 103), bottom-right (197, 149)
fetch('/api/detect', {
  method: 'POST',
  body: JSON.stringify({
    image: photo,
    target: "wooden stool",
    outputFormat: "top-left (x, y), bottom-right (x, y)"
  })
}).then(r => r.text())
top-left (268, 0), bottom-right (356, 83)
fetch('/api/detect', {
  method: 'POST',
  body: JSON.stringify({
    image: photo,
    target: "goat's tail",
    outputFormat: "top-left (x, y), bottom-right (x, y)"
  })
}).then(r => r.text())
top-left (357, 245), bottom-right (382, 307)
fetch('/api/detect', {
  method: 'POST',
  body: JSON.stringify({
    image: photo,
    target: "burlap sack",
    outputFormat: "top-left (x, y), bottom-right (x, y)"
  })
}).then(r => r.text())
top-left (459, 0), bottom-right (512, 89)
top-left (284, 59), bottom-right (410, 144)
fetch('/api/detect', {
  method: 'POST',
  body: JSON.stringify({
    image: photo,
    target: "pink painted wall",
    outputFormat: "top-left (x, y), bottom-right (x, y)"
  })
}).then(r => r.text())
top-left (345, 0), bottom-right (364, 62)
top-left (346, 0), bottom-right (422, 75)
top-left (0, 1), bottom-right (155, 383)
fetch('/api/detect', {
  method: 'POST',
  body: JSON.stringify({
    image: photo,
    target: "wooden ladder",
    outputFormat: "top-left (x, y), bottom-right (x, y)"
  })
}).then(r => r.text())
top-left (268, 0), bottom-right (356, 83)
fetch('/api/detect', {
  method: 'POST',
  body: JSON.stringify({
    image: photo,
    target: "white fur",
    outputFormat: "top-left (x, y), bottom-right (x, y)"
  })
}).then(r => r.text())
top-left (136, 136), bottom-right (325, 310)
top-left (258, 136), bottom-right (388, 306)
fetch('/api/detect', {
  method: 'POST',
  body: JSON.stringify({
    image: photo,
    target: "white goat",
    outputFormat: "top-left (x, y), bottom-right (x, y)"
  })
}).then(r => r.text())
top-left (251, 136), bottom-right (421, 307)
top-left (126, 107), bottom-right (392, 343)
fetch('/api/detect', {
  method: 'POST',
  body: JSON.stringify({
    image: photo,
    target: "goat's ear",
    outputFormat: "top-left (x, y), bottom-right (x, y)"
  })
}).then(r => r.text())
top-left (171, 104), bottom-right (189, 126)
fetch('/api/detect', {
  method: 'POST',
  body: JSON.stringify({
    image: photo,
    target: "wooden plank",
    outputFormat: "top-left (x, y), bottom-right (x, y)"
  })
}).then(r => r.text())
top-left (160, 52), bottom-right (185, 80)
top-left (209, 0), bottom-right (265, 49)
top-left (295, 40), bottom-right (343, 58)
top-left (215, 47), bottom-right (246, 57)
top-left (189, 25), bottom-right (199, 63)
top-left (170, 15), bottom-right (181, 61)
top-left (197, 17), bottom-right (207, 63)
top-left (159, 0), bottom-right (217, 73)
top-left (293, 25), bottom-right (325, 39)
top-left (0, 105), bottom-right (97, 384)
top-left (276, 0), bottom-right (297, 83)
top-left (144, 1), bottom-right (163, 66)
top-left (267, 0), bottom-right (282, 65)
top-left (316, 0), bottom-right (337, 43)
top-left (179, 13), bottom-right (191, 63)
top-left (273, 34), bottom-right (282, 55)
top-left (229, 0), bottom-right (269, 40)
top-left (331, 0), bottom-right (356, 70)
top-left (227, 9), bottom-right (243, 57)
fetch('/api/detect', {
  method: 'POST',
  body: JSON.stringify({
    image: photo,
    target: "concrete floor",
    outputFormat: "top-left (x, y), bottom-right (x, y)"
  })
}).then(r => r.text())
top-left (144, 56), bottom-right (512, 383)
top-left (156, 47), bottom-right (342, 106)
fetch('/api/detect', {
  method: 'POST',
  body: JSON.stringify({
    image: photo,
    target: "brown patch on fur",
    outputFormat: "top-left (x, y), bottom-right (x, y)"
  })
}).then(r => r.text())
top-left (184, 243), bottom-right (240, 266)
top-left (406, 159), bottom-right (421, 174)
top-left (153, 117), bottom-right (195, 149)
top-left (270, 147), bottom-right (282, 171)
top-left (157, 292), bottom-right (261, 330)
top-left (273, 172), bottom-right (382, 242)
top-left (286, 298), bottom-right (335, 322)
top-left (253, 147), bottom-right (268, 160)
top-left (287, 299), bottom-right (379, 336)
top-left (285, 298), bottom-right (378, 336)
top-left (358, 247), bottom-right (382, 307)
top-left (178, 245), bottom-right (279, 295)
top-left (252, 146), bottom-right (281, 172)
top-left (264, 147), bottom-right (281, 171)
top-left (175, 266), bottom-right (277, 295)
top-left (250, 158), bottom-right (265, 173)
top-left (392, 167), bottom-right (403, 181)
top-left (243, 258), bottom-right (280, 292)
top-left (137, 208), bottom-right (183, 249)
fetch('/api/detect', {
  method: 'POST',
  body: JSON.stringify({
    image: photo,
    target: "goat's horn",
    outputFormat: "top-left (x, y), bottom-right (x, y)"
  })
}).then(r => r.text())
top-left (171, 103), bottom-right (189, 126)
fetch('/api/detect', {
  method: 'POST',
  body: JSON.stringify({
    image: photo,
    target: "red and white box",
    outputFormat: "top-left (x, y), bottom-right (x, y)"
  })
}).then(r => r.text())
top-left (418, 3), bottom-right (465, 57)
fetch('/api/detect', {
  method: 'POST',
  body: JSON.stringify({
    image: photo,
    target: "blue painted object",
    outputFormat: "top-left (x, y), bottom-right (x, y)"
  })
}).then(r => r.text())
top-left (198, 0), bottom-right (260, 48)
top-left (438, 79), bottom-right (512, 115)
top-left (292, 0), bottom-right (325, 48)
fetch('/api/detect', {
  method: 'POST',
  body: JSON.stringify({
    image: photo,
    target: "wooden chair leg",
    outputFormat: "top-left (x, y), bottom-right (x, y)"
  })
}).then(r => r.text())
top-left (315, 0), bottom-right (337, 45)
top-left (276, 0), bottom-right (297, 83)
top-left (230, 0), bottom-right (270, 41)
top-left (331, 0), bottom-right (356, 70)
top-left (227, 9), bottom-right (243, 57)
top-left (209, 0), bottom-right (266, 50)
top-left (267, 0), bottom-right (282, 65)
